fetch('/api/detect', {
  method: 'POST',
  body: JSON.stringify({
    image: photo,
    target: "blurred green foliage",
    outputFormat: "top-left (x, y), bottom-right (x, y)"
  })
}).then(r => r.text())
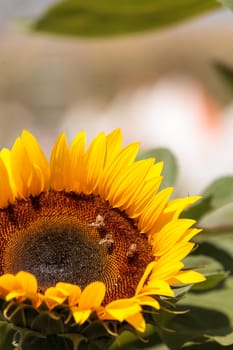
top-left (219, 0), bottom-right (233, 10)
top-left (215, 63), bottom-right (233, 95)
top-left (138, 148), bottom-right (178, 187)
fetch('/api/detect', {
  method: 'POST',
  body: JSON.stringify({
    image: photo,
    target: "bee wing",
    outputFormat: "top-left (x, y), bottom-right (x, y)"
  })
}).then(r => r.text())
top-left (99, 238), bottom-right (107, 245)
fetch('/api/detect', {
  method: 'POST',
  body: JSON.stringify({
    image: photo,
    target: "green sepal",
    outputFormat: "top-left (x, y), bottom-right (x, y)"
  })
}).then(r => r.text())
top-left (0, 321), bottom-right (15, 350)
top-left (1, 300), bottom-right (68, 336)
top-left (30, 311), bottom-right (65, 335)
top-left (2, 301), bottom-right (39, 329)
top-left (13, 332), bottom-right (72, 350)
top-left (58, 333), bottom-right (87, 350)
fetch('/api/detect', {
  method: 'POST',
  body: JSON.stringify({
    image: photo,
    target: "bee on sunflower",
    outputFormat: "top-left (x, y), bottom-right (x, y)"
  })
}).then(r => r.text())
top-left (0, 129), bottom-right (205, 349)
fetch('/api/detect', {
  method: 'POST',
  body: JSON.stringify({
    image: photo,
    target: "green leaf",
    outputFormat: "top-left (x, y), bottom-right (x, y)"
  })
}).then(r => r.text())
top-left (156, 246), bottom-right (233, 348)
top-left (183, 254), bottom-right (225, 274)
top-left (191, 271), bottom-right (229, 290)
top-left (219, 0), bottom-right (233, 10)
top-left (201, 177), bottom-right (233, 208)
top-left (194, 232), bottom-right (233, 274)
top-left (212, 332), bottom-right (233, 347)
top-left (183, 176), bottom-right (233, 221)
top-left (138, 147), bottom-right (178, 187)
top-left (32, 0), bottom-right (221, 38)
top-left (176, 341), bottom-right (233, 349)
top-left (110, 324), bottom-right (165, 350)
top-left (157, 277), bottom-right (233, 349)
top-left (183, 255), bottom-right (228, 290)
top-left (182, 196), bottom-right (212, 221)
top-left (173, 285), bottom-right (193, 298)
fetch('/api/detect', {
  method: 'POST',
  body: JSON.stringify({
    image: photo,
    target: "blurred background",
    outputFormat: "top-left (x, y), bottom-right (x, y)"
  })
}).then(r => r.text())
top-left (0, 0), bottom-right (233, 196)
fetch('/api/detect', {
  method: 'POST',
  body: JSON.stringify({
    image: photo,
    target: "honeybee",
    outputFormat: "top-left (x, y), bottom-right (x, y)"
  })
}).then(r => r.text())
top-left (99, 233), bottom-right (114, 249)
top-left (89, 214), bottom-right (105, 228)
top-left (126, 243), bottom-right (137, 258)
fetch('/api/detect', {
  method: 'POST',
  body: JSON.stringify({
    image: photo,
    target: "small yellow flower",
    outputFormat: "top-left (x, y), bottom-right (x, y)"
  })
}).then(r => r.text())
top-left (0, 129), bottom-right (205, 335)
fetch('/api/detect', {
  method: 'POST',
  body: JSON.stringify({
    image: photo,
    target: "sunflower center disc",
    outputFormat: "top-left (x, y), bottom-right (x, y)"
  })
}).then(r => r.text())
top-left (13, 223), bottom-right (105, 289)
top-left (0, 191), bottom-right (153, 303)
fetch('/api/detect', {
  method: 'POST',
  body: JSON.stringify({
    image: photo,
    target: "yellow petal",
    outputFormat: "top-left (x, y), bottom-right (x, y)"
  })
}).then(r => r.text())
top-left (126, 312), bottom-right (146, 333)
top-left (45, 287), bottom-right (67, 309)
top-left (105, 129), bottom-right (122, 163)
top-left (6, 290), bottom-right (41, 308)
top-left (138, 187), bottom-right (173, 233)
top-left (172, 270), bottom-right (206, 284)
top-left (9, 137), bottom-right (45, 199)
top-left (72, 282), bottom-right (105, 325)
top-left (56, 282), bottom-right (81, 306)
top-left (0, 156), bottom-right (15, 207)
top-left (70, 131), bottom-right (86, 155)
top-left (165, 196), bottom-right (201, 219)
top-left (16, 271), bottom-right (37, 294)
top-left (146, 161), bottom-right (164, 179)
top-left (85, 132), bottom-right (106, 194)
top-left (21, 130), bottom-right (49, 191)
top-left (151, 258), bottom-right (184, 281)
top-left (135, 261), bottom-right (155, 295)
top-left (141, 280), bottom-right (174, 297)
top-left (136, 295), bottom-right (160, 310)
top-left (5, 291), bottom-right (25, 301)
top-left (10, 137), bottom-right (30, 198)
top-left (152, 196), bottom-right (201, 232)
top-left (156, 241), bottom-right (195, 263)
top-left (178, 228), bottom-right (202, 243)
top-left (79, 281), bottom-right (105, 310)
top-left (151, 219), bottom-right (196, 256)
top-left (0, 274), bottom-right (20, 295)
top-left (105, 298), bottom-right (142, 322)
top-left (70, 131), bottom-right (86, 192)
top-left (99, 142), bottom-right (140, 199)
top-left (126, 176), bottom-right (162, 218)
top-left (50, 133), bottom-right (70, 191)
top-left (108, 159), bottom-right (154, 209)
top-left (72, 308), bottom-right (92, 325)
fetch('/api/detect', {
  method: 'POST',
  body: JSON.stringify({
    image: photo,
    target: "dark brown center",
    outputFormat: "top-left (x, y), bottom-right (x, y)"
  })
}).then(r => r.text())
top-left (0, 191), bottom-right (153, 304)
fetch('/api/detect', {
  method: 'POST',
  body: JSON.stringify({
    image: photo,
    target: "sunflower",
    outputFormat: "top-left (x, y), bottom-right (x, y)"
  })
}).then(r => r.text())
top-left (0, 129), bottom-right (205, 348)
